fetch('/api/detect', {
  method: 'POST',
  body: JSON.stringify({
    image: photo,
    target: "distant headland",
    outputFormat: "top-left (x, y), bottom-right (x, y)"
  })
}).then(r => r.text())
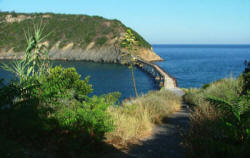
top-left (0, 12), bottom-right (162, 63)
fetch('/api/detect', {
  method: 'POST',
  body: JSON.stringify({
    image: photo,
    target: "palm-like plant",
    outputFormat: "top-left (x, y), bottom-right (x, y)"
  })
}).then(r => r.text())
top-left (121, 29), bottom-right (139, 97)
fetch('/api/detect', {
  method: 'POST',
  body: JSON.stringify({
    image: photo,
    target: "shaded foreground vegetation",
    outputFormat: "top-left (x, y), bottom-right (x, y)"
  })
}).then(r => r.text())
top-left (184, 65), bottom-right (250, 158)
top-left (2, 18), bottom-right (249, 158)
top-left (0, 25), bottom-right (181, 157)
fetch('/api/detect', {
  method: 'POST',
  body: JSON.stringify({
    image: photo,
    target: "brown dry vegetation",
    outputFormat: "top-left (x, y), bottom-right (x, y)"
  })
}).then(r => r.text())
top-left (105, 90), bottom-right (182, 149)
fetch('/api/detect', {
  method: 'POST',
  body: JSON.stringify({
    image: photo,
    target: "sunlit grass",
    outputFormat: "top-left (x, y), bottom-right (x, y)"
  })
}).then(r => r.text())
top-left (106, 90), bottom-right (182, 147)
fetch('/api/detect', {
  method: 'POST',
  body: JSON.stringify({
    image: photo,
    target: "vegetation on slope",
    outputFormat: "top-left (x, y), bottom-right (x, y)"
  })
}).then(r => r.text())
top-left (183, 66), bottom-right (250, 158)
top-left (0, 24), bottom-right (180, 157)
top-left (0, 11), bottom-right (151, 52)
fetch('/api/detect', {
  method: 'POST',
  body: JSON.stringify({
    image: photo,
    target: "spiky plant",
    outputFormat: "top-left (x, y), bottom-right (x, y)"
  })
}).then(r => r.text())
top-left (2, 23), bottom-right (50, 83)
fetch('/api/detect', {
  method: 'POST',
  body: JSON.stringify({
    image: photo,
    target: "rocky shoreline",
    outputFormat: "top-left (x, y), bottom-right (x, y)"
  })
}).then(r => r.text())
top-left (0, 46), bottom-right (163, 63)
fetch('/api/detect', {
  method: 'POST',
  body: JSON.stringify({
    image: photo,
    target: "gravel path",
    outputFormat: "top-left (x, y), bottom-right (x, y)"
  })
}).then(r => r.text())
top-left (127, 104), bottom-right (190, 158)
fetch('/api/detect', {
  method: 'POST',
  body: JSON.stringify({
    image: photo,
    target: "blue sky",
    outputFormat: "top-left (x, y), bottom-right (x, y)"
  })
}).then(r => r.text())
top-left (1, 0), bottom-right (250, 44)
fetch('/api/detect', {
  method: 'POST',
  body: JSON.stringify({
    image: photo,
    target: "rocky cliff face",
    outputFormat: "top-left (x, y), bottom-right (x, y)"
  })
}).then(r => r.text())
top-left (0, 45), bottom-right (162, 63)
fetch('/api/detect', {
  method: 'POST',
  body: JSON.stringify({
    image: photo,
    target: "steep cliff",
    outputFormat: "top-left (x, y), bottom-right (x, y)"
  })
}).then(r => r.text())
top-left (0, 12), bottom-right (162, 62)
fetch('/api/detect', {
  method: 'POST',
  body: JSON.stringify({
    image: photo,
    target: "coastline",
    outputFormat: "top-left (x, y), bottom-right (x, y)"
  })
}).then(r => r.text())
top-left (0, 47), bottom-right (163, 63)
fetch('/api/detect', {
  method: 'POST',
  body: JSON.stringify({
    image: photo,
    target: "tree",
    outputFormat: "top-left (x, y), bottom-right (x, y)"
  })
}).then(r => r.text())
top-left (121, 29), bottom-right (139, 97)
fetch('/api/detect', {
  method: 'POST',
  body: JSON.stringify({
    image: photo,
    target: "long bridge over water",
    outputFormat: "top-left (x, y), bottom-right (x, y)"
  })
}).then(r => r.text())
top-left (136, 58), bottom-right (184, 96)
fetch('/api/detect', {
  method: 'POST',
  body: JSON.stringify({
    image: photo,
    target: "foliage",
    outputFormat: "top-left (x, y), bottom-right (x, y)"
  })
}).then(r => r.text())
top-left (95, 36), bottom-right (108, 46)
top-left (101, 91), bottom-right (121, 105)
top-left (127, 28), bottom-right (152, 49)
top-left (2, 23), bottom-right (50, 83)
top-left (0, 11), bottom-right (151, 52)
top-left (106, 90), bottom-right (182, 145)
top-left (54, 96), bottom-right (115, 140)
top-left (242, 60), bottom-right (250, 94)
top-left (120, 29), bottom-right (139, 97)
top-left (38, 66), bottom-right (92, 103)
top-left (184, 73), bottom-right (250, 158)
top-left (0, 24), bottom-right (116, 157)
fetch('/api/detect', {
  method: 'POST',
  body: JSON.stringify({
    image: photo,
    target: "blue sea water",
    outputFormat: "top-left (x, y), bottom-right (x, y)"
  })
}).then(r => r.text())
top-left (0, 45), bottom-right (249, 99)
top-left (155, 45), bottom-right (250, 88)
top-left (0, 60), bottom-right (158, 100)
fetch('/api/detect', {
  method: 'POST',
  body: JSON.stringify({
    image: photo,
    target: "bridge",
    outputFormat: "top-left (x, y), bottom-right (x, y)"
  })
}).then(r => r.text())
top-left (136, 58), bottom-right (178, 89)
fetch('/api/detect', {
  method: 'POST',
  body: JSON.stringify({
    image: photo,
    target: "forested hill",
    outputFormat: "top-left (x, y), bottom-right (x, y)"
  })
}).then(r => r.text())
top-left (0, 12), bottom-right (162, 62)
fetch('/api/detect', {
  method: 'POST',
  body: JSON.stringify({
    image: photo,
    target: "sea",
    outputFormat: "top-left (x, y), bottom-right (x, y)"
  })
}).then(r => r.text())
top-left (0, 45), bottom-right (250, 100)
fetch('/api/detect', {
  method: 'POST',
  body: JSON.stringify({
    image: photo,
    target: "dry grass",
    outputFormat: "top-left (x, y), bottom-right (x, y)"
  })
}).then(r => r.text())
top-left (183, 77), bottom-right (246, 157)
top-left (184, 77), bottom-right (242, 107)
top-left (105, 90), bottom-right (182, 148)
top-left (184, 77), bottom-right (242, 135)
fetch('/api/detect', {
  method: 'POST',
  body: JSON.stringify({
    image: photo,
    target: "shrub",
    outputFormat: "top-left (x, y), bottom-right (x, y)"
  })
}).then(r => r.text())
top-left (54, 96), bottom-right (115, 140)
top-left (0, 24), bottom-right (116, 156)
top-left (95, 36), bottom-right (108, 46)
top-left (184, 76), bottom-right (250, 158)
top-left (0, 65), bottom-right (116, 156)
top-left (38, 66), bottom-right (92, 103)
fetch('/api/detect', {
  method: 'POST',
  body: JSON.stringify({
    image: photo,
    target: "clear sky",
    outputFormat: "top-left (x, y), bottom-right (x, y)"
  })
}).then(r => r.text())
top-left (1, 0), bottom-right (250, 44)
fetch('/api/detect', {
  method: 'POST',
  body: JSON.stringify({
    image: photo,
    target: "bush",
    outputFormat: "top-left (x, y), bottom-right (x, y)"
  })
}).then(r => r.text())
top-left (184, 76), bottom-right (250, 158)
top-left (54, 96), bottom-right (115, 140)
top-left (38, 66), bottom-right (93, 103)
top-left (95, 36), bottom-right (108, 46)
top-left (0, 26), bottom-right (116, 156)
top-left (0, 66), bottom-right (116, 156)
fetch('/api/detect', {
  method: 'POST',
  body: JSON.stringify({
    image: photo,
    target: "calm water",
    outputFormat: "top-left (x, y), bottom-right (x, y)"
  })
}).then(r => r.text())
top-left (0, 45), bottom-right (250, 99)
top-left (155, 45), bottom-right (250, 88)
top-left (0, 60), bottom-right (158, 100)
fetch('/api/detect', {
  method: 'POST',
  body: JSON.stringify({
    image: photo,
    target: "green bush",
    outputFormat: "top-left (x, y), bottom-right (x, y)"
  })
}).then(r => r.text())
top-left (38, 66), bottom-right (92, 103)
top-left (0, 66), bottom-right (116, 156)
top-left (0, 25), bottom-right (116, 156)
top-left (54, 96), bottom-right (114, 140)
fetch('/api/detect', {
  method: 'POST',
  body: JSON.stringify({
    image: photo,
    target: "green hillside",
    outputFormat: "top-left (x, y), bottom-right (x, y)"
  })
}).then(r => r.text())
top-left (0, 11), bottom-right (151, 52)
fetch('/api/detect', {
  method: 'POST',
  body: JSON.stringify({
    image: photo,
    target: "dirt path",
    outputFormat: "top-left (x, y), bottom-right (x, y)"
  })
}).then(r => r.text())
top-left (127, 104), bottom-right (190, 158)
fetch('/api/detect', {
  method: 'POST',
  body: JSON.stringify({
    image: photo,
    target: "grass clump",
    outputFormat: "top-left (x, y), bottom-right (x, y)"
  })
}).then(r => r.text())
top-left (106, 90), bottom-right (182, 146)
top-left (184, 74), bottom-right (250, 158)
top-left (184, 77), bottom-right (243, 107)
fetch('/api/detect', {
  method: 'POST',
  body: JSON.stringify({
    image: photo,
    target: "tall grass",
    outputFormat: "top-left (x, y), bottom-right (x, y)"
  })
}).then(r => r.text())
top-left (184, 76), bottom-right (250, 158)
top-left (184, 77), bottom-right (242, 107)
top-left (106, 90), bottom-right (182, 147)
